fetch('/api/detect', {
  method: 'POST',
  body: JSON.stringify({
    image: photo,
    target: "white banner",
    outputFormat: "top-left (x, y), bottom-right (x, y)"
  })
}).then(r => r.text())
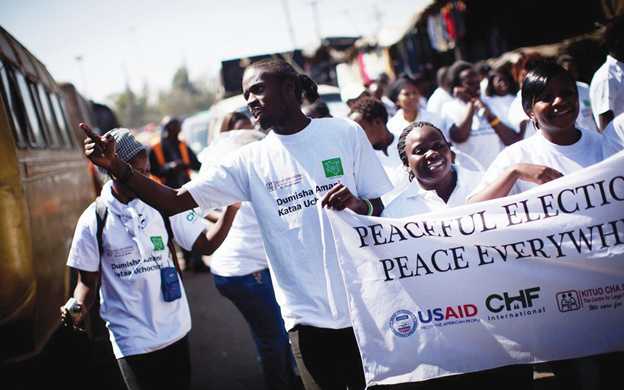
top-left (326, 152), bottom-right (624, 387)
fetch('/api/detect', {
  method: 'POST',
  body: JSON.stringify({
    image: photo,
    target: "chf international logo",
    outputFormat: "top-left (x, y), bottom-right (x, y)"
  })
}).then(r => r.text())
top-left (389, 310), bottom-right (417, 337)
top-left (186, 209), bottom-right (197, 221)
top-left (151, 236), bottom-right (165, 251)
top-left (322, 158), bottom-right (344, 178)
top-left (486, 287), bottom-right (541, 313)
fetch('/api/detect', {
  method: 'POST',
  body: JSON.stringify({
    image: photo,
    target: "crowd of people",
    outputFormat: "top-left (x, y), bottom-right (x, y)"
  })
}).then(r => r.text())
top-left (60, 14), bottom-right (624, 390)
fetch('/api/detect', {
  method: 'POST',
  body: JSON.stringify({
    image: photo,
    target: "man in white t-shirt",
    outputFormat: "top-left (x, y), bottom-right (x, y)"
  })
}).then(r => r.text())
top-left (348, 97), bottom-right (409, 205)
top-left (590, 15), bottom-right (624, 132)
top-left (81, 59), bottom-right (392, 390)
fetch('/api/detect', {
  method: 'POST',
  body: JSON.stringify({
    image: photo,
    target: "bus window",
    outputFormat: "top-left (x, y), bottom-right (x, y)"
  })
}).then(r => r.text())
top-left (15, 71), bottom-right (46, 147)
top-left (50, 93), bottom-right (74, 148)
top-left (36, 84), bottom-right (61, 148)
top-left (0, 61), bottom-right (28, 148)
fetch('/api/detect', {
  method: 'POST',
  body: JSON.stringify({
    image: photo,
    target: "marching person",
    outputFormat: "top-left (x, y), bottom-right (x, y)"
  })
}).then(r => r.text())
top-left (80, 58), bottom-right (392, 390)
top-left (61, 128), bottom-right (240, 390)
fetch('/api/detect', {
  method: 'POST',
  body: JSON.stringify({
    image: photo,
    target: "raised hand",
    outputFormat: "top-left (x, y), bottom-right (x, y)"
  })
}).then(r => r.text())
top-left (80, 123), bottom-right (115, 171)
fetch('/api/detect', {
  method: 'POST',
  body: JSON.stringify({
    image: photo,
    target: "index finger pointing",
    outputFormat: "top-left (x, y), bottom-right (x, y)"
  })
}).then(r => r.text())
top-left (80, 123), bottom-right (98, 139)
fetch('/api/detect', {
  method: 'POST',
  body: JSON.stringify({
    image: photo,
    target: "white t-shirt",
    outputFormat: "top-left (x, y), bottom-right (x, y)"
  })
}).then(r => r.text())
top-left (426, 87), bottom-right (453, 116)
top-left (184, 117), bottom-right (393, 331)
top-left (67, 181), bottom-right (205, 358)
top-left (603, 112), bottom-right (624, 158)
top-left (382, 165), bottom-right (483, 218)
top-left (387, 108), bottom-right (444, 138)
top-left (482, 94), bottom-right (515, 129)
top-left (441, 98), bottom-right (505, 171)
top-left (576, 81), bottom-right (599, 133)
top-left (469, 128), bottom-right (604, 198)
top-left (374, 132), bottom-right (410, 206)
top-left (590, 55), bottom-right (624, 123)
top-left (209, 202), bottom-right (268, 277)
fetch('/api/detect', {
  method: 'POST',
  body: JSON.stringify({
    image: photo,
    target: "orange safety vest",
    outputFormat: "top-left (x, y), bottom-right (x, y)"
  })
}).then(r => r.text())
top-left (149, 139), bottom-right (192, 184)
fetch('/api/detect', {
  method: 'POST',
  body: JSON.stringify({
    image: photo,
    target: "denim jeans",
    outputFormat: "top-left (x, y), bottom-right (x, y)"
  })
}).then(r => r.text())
top-left (213, 268), bottom-right (299, 390)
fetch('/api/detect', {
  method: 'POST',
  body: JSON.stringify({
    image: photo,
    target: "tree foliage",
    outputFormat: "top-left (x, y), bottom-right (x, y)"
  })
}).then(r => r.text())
top-left (109, 65), bottom-right (216, 129)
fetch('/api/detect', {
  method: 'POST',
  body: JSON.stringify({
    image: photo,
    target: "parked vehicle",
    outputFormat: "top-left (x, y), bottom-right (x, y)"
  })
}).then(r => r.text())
top-left (0, 25), bottom-right (95, 363)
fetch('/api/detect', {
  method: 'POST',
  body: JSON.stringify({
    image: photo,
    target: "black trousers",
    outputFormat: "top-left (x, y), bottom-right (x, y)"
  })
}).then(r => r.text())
top-left (289, 325), bottom-right (366, 390)
top-left (117, 335), bottom-right (191, 390)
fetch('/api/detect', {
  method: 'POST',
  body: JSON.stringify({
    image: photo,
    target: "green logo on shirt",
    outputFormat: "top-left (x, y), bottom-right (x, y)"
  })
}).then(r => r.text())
top-left (322, 158), bottom-right (344, 178)
top-left (151, 236), bottom-right (165, 251)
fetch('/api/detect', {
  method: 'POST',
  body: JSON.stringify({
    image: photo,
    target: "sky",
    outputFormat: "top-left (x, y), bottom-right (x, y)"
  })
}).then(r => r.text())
top-left (0, 0), bottom-right (431, 105)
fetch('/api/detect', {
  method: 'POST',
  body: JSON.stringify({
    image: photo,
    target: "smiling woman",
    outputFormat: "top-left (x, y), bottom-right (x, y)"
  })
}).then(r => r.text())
top-left (381, 121), bottom-right (484, 219)
top-left (467, 62), bottom-right (605, 204)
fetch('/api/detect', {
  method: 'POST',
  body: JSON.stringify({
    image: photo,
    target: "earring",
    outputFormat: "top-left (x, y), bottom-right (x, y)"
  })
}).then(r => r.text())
top-left (408, 171), bottom-right (415, 182)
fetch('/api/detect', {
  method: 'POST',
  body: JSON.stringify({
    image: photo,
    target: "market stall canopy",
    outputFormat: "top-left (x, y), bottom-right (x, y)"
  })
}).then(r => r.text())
top-left (376, 11), bottom-right (423, 48)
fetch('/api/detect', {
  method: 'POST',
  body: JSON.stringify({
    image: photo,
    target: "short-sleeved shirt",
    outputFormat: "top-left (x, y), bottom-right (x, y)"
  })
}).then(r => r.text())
top-left (469, 128), bottom-right (604, 198)
top-left (184, 117), bottom-right (393, 331)
top-left (590, 55), bottom-right (624, 122)
top-left (67, 182), bottom-right (205, 358)
top-left (603, 112), bottom-right (624, 158)
top-left (382, 165), bottom-right (483, 218)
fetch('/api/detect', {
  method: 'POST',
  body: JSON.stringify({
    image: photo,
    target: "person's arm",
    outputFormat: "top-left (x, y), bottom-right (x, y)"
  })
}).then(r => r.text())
top-left (192, 203), bottom-right (241, 255)
top-left (598, 110), bottom-right (615, 134)
top-left (81, 123), bottom-right (197, 216)
top-left (466, 163), bottom-right (563, 203)
top-left (60, 269), bottom-right (98, 329)
top-left (473, 98), bottom-right (524, 145)
top-left (448, 88), bottom-right (475, 143)
top-left (321, 183), bottom-right (384, 216)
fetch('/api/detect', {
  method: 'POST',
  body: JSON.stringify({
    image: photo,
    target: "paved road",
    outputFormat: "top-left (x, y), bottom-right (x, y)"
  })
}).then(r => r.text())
top-left (1, 258), bottom-right (561, 389)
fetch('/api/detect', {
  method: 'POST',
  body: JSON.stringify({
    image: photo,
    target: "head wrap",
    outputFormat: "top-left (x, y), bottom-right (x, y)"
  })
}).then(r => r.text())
top-left (98, 128), bottom-right (146, 175)
top-left (387, 75), bottom-right (417, 104)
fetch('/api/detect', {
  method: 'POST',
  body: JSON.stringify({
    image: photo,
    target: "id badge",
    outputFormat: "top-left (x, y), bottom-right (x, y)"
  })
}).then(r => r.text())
top-left (161, 266), bottom-right (181, 302)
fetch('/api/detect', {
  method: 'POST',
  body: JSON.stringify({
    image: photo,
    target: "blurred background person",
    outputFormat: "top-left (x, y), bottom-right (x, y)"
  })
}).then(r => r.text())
top-left (386, 74), bottom-right (443, 137)
top-left (590, 14), bottom-right (624, 132)
top-left (348, 97), bottom-right (408, 205)
top-left (557, 54), bottom-right (599, 133)
top-left (426, 66), bottom-right (454, 117)
top-left (508, 53), bottom-right (546, 138)
top-left (149, 116), bottom-right (207, 272)
top-left (367, 73), bottom-right (396, 116)
top-left (302, 99), bottom-right (332, 118)
top-left (340, 82), bottom-right (370, 107)
top-left (442, 60), bottom-right (524, 172)
top-left (220, 111), bottom-right (255, 133)
top-left (482, 66), bottom-right (518, 130)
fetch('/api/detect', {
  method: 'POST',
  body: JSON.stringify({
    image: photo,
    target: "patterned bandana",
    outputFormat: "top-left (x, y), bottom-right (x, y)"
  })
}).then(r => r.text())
top-left (98, 128), bottom-right (146, 175)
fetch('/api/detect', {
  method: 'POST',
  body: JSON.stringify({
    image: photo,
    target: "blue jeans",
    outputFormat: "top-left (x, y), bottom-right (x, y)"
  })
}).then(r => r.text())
top-left (213, 269), bottom-right (299, 390)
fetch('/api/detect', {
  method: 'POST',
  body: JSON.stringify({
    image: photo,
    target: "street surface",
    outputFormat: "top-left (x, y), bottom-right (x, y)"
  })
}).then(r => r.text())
top-left (1, 257), bottom-right (560, 389)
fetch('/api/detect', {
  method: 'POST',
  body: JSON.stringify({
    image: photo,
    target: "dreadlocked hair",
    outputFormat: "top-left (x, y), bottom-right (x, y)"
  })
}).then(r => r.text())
top-left (246, 58), bottom-right (319, 105)
top-left (397, 121), bottom-right (447, 182)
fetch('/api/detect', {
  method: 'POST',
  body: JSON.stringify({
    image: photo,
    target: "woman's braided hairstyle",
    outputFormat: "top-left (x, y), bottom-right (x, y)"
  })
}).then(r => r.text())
top-left (397, 121), bottom-right (448, 182)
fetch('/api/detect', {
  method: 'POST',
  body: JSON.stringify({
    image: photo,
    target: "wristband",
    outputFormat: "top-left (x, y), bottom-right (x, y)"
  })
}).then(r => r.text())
top-left (489, 117), bottom-right (501, 127)
top-left (361, 198), bottom-right (373, 216)
top-left (110, 158), bottom-right (134, 184)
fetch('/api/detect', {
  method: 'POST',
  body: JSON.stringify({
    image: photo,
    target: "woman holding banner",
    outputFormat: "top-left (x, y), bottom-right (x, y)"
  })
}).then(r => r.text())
top-left (467, 62), bottom-right (615, 390)
top-left (467, 62), bottom-right (603, 203)
top-left (381, 121), bottom-right (483, 218)
top-left (380, 121), bottom-right (534, 388)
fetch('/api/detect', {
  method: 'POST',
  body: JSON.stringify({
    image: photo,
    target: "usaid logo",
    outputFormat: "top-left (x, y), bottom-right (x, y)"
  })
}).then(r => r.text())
top-left (389, 310), bottom-right (417, 337)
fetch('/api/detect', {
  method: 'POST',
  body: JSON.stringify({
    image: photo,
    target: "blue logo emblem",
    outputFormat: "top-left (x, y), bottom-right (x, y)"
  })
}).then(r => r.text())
top-left (389, 310), bottom-right (417, 337)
